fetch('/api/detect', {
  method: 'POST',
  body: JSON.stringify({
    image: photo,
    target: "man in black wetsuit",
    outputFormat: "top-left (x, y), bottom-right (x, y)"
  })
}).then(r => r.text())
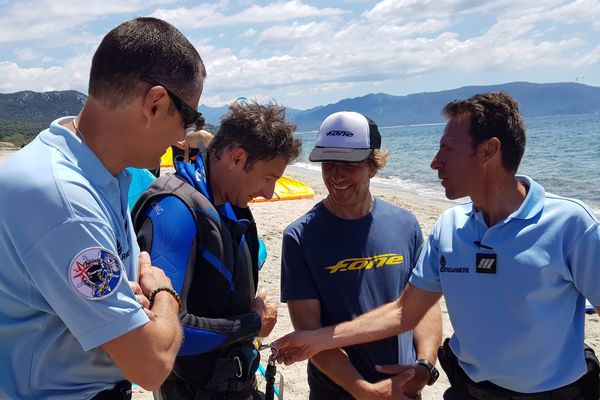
top-left (133, 100), bottom-right (301, 400)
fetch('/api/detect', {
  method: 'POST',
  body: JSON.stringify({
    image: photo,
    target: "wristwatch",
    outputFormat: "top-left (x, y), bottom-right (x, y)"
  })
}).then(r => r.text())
top-left (414, 359), bottom-right (439, 385)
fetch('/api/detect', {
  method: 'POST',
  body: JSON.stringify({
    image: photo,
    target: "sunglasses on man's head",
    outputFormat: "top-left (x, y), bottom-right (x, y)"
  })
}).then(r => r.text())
top-left (141, 76), bottom-right (202, 130)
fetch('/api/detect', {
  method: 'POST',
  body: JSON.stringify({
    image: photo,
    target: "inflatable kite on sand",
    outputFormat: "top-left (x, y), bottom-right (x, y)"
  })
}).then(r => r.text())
top-left (160, 147), bottom-right (175, 168)
top-left (249, 176), bottom-right (315, 203)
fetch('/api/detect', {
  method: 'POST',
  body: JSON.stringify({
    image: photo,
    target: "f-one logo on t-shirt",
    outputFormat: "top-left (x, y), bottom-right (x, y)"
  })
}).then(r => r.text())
top-left (326, 253), bottom-right (404, 274)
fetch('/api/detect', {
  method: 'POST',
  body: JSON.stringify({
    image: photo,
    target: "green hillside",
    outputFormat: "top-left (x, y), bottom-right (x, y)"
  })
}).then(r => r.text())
top-left (0, 90), bottom-right (86, 146)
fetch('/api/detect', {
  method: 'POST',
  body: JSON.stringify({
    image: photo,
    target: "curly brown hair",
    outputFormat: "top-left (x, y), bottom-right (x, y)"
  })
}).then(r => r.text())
top-left (208, 101), bottom-right (302, 170)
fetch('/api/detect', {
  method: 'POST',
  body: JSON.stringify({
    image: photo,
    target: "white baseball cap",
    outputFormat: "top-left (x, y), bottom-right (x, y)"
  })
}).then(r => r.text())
top-left (309, 111), bottom-right (381, 163)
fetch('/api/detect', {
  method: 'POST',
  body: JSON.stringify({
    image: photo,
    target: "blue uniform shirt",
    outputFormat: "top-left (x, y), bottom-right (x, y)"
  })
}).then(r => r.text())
top-left (0, 117), bottom-right (149, 399)
top-left (410, 176), bottom-right (600, 392)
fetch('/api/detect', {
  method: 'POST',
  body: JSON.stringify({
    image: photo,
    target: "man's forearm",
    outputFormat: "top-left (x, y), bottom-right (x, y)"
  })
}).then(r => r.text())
top-left (326, 299), bottom-right (405, 349)
top-left (311, 349), bottom-right (376, 399)
top-left (150, 290), bottom-right (184, 355)
top-left (102, 291), bottom-right (182, 390)
top-left (319, 286), bottom-right (441, 353)
top-left (413, 300), bottom-right (442, 363)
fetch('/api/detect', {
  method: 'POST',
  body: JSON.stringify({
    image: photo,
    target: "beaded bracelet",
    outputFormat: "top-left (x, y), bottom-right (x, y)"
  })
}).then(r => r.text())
top-left (148, 286), bottom-right (183, 311)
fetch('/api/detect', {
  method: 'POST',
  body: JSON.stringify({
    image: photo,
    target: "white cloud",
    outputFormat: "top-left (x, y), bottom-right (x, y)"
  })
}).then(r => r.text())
top-left (242, 28), bottom-right (256, 37)
top-left (15, 48), bottom-right (40, 61)
top-left (0, 0), bottom-right (598, 108)
top-left (258, 20), bottom-right (335, 45)
top-left (0, 61), bottom-right (71, 92)
top-left (152, 0), bottom-right (345, 29)
top-left (0, 0), bottom-right (176, 43)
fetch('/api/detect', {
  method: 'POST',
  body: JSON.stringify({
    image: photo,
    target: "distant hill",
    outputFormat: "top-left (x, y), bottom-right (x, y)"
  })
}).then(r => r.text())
top-left (292, 82), bottom-right (600, 130)
top-left (199, 104), bottom-right (229, 125)
top-left (0, 90), bottom-right (86, 145)
top-left (0, 90), bottom-right (86, 122)
top-left (1, 82), bottom-right (599, 145)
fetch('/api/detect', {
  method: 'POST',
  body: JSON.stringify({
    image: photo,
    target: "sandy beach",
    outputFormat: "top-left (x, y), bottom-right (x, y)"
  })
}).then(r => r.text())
top-left (1, 150), bottom-right (599, 399)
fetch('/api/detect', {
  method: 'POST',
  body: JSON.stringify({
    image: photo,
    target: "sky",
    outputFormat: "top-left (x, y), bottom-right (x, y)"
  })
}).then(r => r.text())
top-left (0, 0), bottom-right (599, 110)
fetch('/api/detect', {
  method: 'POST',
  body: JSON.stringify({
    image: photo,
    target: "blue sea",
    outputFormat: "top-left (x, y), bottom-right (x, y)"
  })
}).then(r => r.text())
top-left (292, 113), bottom-right (600, 215)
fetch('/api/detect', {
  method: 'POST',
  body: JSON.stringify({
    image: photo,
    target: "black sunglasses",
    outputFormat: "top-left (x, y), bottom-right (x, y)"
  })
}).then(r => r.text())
top-left (141, 76), bottom-right (202, 130)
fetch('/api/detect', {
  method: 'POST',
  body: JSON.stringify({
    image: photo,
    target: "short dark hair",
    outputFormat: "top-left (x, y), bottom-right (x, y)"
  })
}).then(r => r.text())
top-left (443, 92), bottom-right (526, 172)
top-left (208, 101), bottom-right (301, 169)
top-left (89, 17), bottom-right (206, 108)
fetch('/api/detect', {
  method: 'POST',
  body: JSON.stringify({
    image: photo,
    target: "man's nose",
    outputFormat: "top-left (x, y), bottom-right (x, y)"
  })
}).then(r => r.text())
top-left (430, 153), bottom-right (441, 170)
top-left (260, 181), bottom-right (277, 199)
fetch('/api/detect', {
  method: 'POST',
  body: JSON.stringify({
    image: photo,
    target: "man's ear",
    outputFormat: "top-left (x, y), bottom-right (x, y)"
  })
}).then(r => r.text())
top-left (481, 137), bottom-right (501, 163)
top-left (142, 86), bottom-right (169, 128)
top-left (228, 146), bottom-right (248, 170)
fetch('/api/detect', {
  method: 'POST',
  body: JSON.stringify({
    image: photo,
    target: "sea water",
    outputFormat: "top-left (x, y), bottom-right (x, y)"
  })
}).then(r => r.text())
top-left (293, 113), bottom-right (600, 214)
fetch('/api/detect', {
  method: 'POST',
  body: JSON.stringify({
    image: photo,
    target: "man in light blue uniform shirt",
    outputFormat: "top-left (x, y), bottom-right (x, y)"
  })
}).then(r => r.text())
top-left (0, 17), bottom-right (206, 399)
top-left (273, 93), bottom-right (600, 400)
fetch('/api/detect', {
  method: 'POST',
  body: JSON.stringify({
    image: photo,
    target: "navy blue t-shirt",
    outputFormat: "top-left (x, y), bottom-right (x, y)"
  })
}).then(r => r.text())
top-left (281, 198), bottom-right (423, 383)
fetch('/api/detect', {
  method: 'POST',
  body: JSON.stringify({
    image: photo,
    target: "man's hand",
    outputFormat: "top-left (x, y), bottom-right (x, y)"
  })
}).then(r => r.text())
top-left (129, 280), bottom-right (156, 321)
top-left (251, 289), bottom-right (277, 337)
top-left (137, 251), bottom-right (174, 304)
top-left (271, 329), bottom-right (323, 365)
top-left (376, 364), bottom-right (429, 398)
top-left (354, 369), bottom-right (417, 400)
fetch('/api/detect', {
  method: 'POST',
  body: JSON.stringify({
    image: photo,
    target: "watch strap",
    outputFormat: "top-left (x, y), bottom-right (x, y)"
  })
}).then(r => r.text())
top-left (414, 359), bottom-right (439, 385)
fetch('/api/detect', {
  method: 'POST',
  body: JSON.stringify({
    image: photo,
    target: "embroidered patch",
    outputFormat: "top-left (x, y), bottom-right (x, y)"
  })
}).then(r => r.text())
top-left (68, 247), bottom-right (123, 300)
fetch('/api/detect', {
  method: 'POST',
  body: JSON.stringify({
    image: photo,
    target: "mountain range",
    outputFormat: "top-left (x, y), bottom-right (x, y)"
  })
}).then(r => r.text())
top-left (1, 82), bottom-right (599, 143)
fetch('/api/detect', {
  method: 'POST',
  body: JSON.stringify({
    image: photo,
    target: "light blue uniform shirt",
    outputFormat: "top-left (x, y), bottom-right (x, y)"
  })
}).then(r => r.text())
top-left (410, 176), bottom-right (600, 393)
top-left (0, 117), bottom-right (149, 399)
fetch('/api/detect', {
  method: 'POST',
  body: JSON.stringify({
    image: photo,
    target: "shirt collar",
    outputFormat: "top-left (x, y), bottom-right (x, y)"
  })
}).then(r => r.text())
top-left (510, 175), bottom-right (545, 220)
top-left (39, 116), bottom-right (119, 189)
top-left (465, 175), bottom-right (545, 221)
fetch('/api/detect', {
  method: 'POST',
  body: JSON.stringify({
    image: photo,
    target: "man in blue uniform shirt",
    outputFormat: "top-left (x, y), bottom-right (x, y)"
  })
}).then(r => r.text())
top-left (273, 93), bottom-right (600, 400)
top-left (0, 17), bottom-right (206, 399)
top-left (280, 111), bottom-right (442, 399)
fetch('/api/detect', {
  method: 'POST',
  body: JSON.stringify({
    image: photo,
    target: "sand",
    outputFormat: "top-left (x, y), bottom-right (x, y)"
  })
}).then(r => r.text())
top-left (0, 150), bottom-right (598, 399)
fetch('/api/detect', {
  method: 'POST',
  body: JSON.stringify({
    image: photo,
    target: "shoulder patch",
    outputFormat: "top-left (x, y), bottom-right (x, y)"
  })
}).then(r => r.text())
top-left (68, 247), bottom-right (124, 300)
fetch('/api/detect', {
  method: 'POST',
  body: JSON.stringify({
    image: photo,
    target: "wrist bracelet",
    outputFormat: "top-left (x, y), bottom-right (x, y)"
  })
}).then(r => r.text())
top-left (148, 286), bottom-right (182, 311)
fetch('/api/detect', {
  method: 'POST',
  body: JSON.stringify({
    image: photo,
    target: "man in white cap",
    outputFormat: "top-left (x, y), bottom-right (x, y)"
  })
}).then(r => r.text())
top-left (280, 111), bottom-right (442, 399)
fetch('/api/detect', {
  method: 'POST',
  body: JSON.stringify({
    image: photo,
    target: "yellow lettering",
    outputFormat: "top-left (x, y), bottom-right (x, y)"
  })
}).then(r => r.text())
top-left (386, 255), bottom-right (404, 265)
top-left (347, 259), bottom-right (368, 270)
top-left (326, 254), bottom-right (404, 274)
top-left (326, 259), bottom-right (351, 274)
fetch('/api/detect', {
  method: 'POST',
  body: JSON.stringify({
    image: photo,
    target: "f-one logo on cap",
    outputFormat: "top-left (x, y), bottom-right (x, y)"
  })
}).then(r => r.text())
top-left (69, 247), bottom-right (123, 300)
top-left (476, 253), bottom-right (497, 274)
top-left (326, 130), bottom-right (354, 137)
